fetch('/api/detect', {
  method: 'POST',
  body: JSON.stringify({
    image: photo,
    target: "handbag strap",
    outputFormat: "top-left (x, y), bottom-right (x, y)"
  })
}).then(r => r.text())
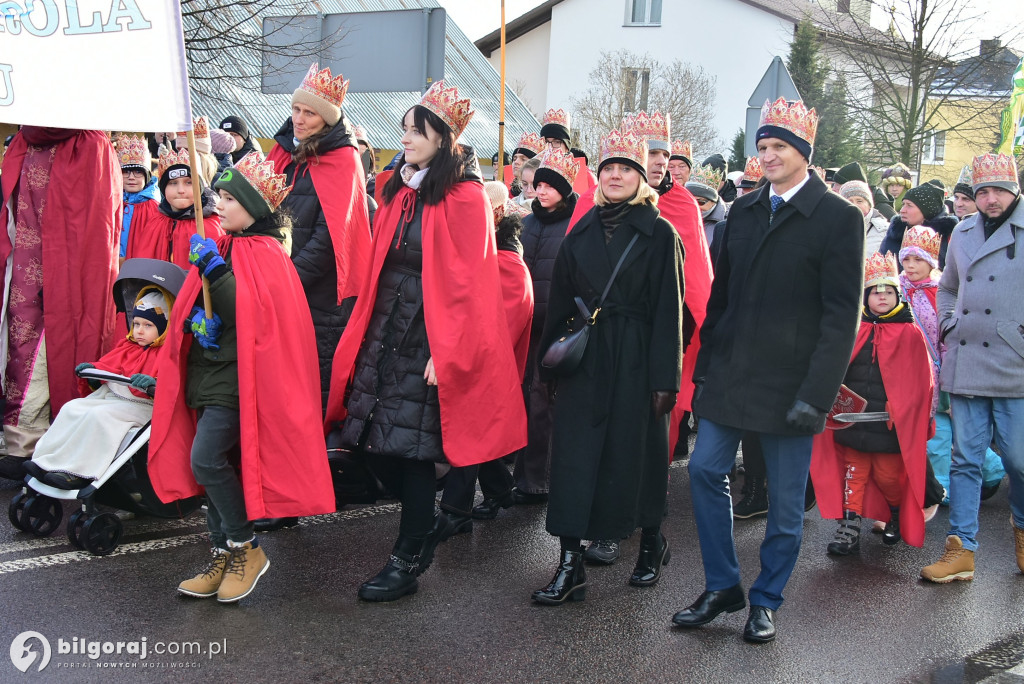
top-left (579, 232), bottom-right (640, 325)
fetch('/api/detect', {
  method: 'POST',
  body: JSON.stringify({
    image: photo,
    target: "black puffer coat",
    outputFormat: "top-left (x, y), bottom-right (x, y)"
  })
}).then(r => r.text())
top-left (834, 303), bottom-right (915, 453)
top-left (520, 193), bottom-right (577, 341)
top-left (877, 211), bottom-right (959, 269)
top-left (273, 117), bottom-right (360, 410)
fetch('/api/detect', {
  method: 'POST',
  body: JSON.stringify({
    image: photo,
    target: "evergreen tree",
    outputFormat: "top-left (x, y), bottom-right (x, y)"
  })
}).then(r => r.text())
top-left (727, 129), bottom-right (746, 173)
top-left (787, 18), bottom-right (827, 105)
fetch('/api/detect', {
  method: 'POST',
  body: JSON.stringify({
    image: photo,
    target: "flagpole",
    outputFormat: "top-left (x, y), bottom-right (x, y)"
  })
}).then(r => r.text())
top-left (186, 129), bottom-right (214, 318)
top-left (497, 0), bottom-right (506, 183)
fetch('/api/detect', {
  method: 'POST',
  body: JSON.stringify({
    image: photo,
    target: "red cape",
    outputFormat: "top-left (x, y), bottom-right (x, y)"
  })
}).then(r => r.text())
top-left (0, 129), bottom-right (120, 415)
top-left (502, 165), bottom-right (514, 191)
top-left (267, 144), bottom-right (372, 302)
top-left (374, 169), bottom-right (393, 206)
top-left (149, 235), bottom-right (335, 518)
top-left (810, 317), bottom-right (935, 547)
top-left (572, 164), bottom-right (597, 195)
top-left (567, 183), bottom-right (714, 450)
top-left (325, 182), bottom-right (528, 466)
top-left (498, 249), bottom-right (534, 381)
top-left (86, 335), bottom-right (164, 399)
top-left (125, 209), bottom-right (223, 268)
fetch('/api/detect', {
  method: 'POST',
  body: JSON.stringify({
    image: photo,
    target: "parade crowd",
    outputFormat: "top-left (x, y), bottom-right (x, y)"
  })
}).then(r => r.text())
top-left (1, 60), bottom-right (1022, 644)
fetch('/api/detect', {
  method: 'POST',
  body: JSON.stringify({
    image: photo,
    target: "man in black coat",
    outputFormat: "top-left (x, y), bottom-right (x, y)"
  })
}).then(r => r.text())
top-left (671, 99), bottom-right (864, 643)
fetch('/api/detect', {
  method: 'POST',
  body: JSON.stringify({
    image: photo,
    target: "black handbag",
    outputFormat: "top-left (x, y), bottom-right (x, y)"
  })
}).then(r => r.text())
top-left (541, 233), bottom-right (639, 375)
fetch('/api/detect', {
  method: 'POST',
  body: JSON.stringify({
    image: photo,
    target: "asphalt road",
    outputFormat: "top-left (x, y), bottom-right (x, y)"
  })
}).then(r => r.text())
top-left (2, 455), bottom-right (1023, 684)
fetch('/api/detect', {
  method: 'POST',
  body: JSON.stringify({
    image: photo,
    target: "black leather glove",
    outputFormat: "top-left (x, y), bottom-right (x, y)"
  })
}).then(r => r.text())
top-left (651, 391), bottom-right (677, 421)
top-left (786, 399), bottom-right (826, 432)
top-left (692, 377), bottom-right (706, 404)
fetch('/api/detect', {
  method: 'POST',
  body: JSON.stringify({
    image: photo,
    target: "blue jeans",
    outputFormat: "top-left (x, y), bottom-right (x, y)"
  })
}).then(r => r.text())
top-left (947, 395), bottom-right (1024, 551)
top-left (687, 418), bottom-right (813, 610)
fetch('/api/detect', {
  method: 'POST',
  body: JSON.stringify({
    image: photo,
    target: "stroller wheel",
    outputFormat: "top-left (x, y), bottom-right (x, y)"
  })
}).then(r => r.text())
top-left (81, 512), bottom-right (122, 556)
top-left (24, 495), bottom-right (64, 537)
top-left (67, 511), bottom-right (88, 550)
top-left (8, 491), bottom-right (30, 532)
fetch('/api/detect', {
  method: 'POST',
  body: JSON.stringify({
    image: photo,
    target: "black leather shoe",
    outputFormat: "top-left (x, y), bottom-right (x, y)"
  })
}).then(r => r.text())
top-left (583, 539), bottom-right (620, 565)
top-left (743, 605), bottom-right (776, 643)
top-left (434, 511), bottom-right (473, 542)
top-left (532, 548), bottom-right (587, 605)
top-left (629, 533), bottom-right (670, 587)
top-left (671, 584), bottom-right (746, 627)
top-left (253, 517), bottom-right (299, 532)
top-left (511, 488), bottom-right (548, 505)
top-left (471, 491), bottom-right (515, 520)
top-left (882, 507), bottom-right (901, 546)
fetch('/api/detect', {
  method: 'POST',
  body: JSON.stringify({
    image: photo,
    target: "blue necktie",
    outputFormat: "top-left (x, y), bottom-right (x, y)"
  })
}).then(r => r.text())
top-left (770, 195), bottom-right (785, 214)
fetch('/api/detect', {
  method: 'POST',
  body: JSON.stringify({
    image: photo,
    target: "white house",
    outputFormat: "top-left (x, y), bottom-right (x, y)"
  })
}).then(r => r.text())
top-left (476, 0), bottom-right (885, 156)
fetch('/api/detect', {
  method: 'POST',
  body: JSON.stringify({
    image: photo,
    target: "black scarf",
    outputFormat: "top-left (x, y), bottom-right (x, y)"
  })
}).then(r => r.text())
top-left (598, 201), bottom-right (632, 243)
top-left (158, 185), bottom-right (218, 221)
top-left (983, 195), bottom-right (1020, 241)
top-left (656, 173), bottom-right (673, 196)
top-left (530, 192), bottom-right (578, 225)
top-left (236, 213), bottom-right (289, 244)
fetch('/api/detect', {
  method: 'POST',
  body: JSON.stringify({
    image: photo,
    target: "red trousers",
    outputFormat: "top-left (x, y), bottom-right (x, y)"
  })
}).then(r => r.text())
top-left (836, 443), bottom-right (905, 514)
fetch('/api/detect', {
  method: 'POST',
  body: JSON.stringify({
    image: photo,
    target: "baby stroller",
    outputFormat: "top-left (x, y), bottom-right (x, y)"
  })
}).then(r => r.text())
top-left (7, 259), bottom-right (202, 555)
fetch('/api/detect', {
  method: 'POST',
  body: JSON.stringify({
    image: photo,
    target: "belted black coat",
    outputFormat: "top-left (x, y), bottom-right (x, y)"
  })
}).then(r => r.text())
top-left (540, 200), bottom-right (684, 539)
top-left (693, 172), bottom-right (864, 435)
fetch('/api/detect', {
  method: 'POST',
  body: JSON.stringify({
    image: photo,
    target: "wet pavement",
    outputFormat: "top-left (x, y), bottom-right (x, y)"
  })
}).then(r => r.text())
top-left (2, 456), bottom-right (1024, 684)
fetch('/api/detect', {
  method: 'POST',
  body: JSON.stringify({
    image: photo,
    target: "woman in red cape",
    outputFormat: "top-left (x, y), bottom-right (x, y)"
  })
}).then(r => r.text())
top-left (0, 127), bottom-right (119, 478)
top-left (325, 82), bottom-right (526, 603)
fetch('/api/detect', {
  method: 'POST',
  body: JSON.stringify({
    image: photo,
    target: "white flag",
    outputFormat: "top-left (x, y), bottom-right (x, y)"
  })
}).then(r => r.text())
top-left (0, 0), bottom-right (191, 131)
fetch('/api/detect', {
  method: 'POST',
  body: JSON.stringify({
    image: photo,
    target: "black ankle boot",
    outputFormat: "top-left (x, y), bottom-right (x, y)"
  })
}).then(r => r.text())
top-left (433, 510), bottom-right (473, 543)
top-left (532, 547), bottom-right (587, 605)
top-left (882, 506), bottom-right (901, 546)
top-left (733, 475), bottom-right (768, 519)
top-left (826, 510), bottom-right (861, 556)
top-left (358, 536), bottom-right (422, 602)
top-left (629, 531), bottom-right (671, 587)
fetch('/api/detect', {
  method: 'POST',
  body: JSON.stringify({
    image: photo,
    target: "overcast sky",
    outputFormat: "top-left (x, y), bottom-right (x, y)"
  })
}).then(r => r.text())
top-left (436, 0), bottom-right (1024, 51)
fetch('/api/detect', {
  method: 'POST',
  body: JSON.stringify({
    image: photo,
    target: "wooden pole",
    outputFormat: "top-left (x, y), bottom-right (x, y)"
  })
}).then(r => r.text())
top-left (185, 129), bottom-right (214, 317)
top-left (497, 0), bottom-right (506, 183)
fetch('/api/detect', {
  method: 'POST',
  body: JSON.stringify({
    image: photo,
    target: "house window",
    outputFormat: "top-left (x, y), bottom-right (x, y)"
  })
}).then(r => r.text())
top-left (623, 67), bottom-right (651, 113)
top-left (625, 0), bottom-right (662, 26)
top-left (921, 130), bottom-right (946, 164)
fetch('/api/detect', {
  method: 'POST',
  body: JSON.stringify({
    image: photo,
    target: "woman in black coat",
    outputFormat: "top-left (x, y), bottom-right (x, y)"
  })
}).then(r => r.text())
top-left (877, 182), bottom-right (959, 268)
top-left (532, 131), bottom-right (684, 604)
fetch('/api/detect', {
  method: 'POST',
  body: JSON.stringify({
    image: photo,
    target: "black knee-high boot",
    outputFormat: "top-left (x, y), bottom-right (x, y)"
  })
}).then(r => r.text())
top-left (532, 537), bottom-right (587, 605)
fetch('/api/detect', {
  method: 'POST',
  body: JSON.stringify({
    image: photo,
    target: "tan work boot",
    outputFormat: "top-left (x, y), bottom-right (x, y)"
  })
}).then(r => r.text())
top-left (178, 548), bottom-right (231, 598)
top-left (1012, 517), bottom-right (1024, 574)
top-left (921, 535), bottom-right (975, 583)
top-left (217, 539), bottom-right (270, 603)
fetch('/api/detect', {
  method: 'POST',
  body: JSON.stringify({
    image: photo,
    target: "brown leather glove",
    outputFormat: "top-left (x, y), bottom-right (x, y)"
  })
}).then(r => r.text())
top-left (651, 391), bottom-right (677, 420)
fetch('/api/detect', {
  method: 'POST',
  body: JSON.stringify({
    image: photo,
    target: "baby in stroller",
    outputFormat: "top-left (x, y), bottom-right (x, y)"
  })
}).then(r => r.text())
top-left (25, 279), bottom-right (176, 490)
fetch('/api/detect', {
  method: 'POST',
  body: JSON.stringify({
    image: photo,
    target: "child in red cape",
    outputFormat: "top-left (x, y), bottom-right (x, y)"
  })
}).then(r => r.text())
top-left (810, 252), bottom-right (935, 555)
top-left (29, 285), bottom-right (174, 490)
top-left (149, 152), bottom-right (334, 604)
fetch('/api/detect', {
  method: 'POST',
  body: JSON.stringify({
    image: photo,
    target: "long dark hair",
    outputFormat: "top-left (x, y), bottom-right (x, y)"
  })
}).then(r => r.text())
top-left (292, 123), bottom-right (333, 165)
top-left (382, 105), bottom-right (463, 206)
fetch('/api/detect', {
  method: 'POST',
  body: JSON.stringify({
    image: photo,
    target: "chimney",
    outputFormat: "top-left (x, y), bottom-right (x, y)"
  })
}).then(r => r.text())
top-left (980, 39), bottom-right (1001, 57)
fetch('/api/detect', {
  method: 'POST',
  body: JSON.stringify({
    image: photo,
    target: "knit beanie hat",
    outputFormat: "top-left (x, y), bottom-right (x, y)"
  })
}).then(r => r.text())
top-left (209, 128), bottom-right (236, 155)
top-left (702, 153), bottom-right (727, 177)
top-left (833, 161), bottom-right (867, 185)
top-left (839, 180), bottom-right (873, 207)
top-left (220, 115), bottom-right (250, 141)
top-left (157, 147), bottom-right (192, 195)
top-left (292, 63), bottom-right (349, 127)
top-left (131, 286), bottom-right (172, 343)
top-left (903, 183), bottom-right (945, 221)
top-left (880, 163), bottom-right (912, 191)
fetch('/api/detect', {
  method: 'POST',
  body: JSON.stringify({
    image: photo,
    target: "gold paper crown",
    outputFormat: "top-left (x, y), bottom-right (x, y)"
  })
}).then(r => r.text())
top-left (543, 108), bottom-right (571, 129)
top-left (117, 134), bottom-right (150, 168)
top-left (971, 153), bottom-right (1018, 187)
top-left (623, 111), bottom-right (671, 147)
top-left (599, 128), bottom-right (647, 169)
top-left (234, 151), bottom-right (291, 212)
top-left (539, 149), bottom-right (581, 187)
top-left (419, 80), bottom-right (474, 138)
top-left (864, 252), bottom-right (899, 289)
top-left (515, 132), bottom-right (546, 156)
top-left (758, 97), bottom-right (819, 146)
top-left (504, 198), bottom-right (531, 219)
top-left (298, 63), bottom-right (349, 109)
top-left (742, 156), bottom-right (764, 183)
top-left (956, 165), bottom-right (972, 186)
top-left (671, 139), bottom-right (692, 160)
top-left (193, 115), bottom-right (210, 142)
top-left (157, 147), bottom-right (192, 177)
top-left (689, 162), bottom-right (724, 190)
top-left (901, 225), bottom-right (941, 261)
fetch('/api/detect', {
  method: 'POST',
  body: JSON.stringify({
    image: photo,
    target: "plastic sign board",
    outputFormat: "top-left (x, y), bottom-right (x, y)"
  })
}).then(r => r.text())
top-left (744, 56), bottom-right (803, 157)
